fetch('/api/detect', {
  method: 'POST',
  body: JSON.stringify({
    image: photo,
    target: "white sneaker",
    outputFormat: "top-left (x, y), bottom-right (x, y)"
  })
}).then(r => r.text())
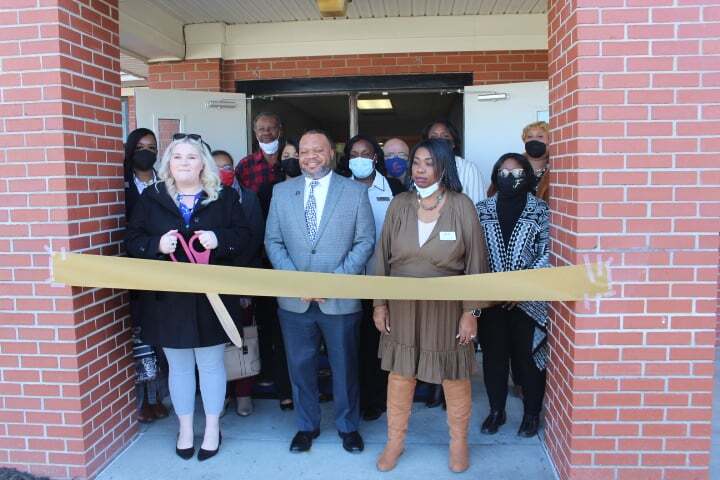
top-left (236, 396), bottom-right (253, 417)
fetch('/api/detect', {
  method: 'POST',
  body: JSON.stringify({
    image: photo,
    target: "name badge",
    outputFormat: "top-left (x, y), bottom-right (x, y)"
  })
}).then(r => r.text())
top-left (376, 196), bottom-right (391, 202)
top-left (439, 231), bottom-right (456, 241)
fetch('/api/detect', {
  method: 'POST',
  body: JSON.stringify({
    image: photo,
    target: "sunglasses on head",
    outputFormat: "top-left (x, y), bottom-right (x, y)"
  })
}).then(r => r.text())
top-left (497, 168), bottom-right (526, 179)
top-left (173, 133), bottom-right (212, 153)
top-left (173, 133), bottom-right (202, 141)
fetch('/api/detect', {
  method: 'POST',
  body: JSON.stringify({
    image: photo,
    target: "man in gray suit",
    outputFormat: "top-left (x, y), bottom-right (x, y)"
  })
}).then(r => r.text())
top-left (265, 129), bottom-right (375, 454)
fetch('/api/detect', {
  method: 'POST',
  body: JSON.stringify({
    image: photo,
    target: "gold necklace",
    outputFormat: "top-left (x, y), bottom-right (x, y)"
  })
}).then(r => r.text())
top-left (418, 192), bottom-right (443, 211)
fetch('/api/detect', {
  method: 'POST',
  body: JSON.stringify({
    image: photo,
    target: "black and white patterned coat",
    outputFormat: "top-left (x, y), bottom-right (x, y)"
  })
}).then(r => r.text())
top-left (476, 193), bottom-right (550, 369)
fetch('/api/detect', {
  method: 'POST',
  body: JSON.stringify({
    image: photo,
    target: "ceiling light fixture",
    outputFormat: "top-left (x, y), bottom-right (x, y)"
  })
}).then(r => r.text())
top-left (357, 99), bottom-right (393, 110)
top-left (316, 0), bottom-right (349, 17)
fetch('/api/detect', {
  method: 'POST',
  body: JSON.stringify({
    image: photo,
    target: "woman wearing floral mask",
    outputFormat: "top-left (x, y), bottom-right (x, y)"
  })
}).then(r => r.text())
top-left (372, 138), bottom-right (490, 473)
top-left (475, 152), bottom-right (550, 439)
top-left (211, 149), bottom-right (294, 414)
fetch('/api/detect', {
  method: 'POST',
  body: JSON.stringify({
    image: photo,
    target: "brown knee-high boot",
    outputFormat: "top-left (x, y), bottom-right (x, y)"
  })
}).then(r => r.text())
top-left (377, 372), bottom-right (416, 472)
top-left (443, 378), bottom-right (472, 473)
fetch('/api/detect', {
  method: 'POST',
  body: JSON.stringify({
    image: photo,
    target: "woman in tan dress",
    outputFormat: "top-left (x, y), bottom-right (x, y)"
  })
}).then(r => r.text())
top-left (372, 138), bottom-right (490, 473)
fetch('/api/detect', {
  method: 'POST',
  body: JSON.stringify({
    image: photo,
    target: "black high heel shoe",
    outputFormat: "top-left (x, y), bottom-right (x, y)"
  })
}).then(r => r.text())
top-left (175, 434), bottom-right (194, 460)
top-left (197, 431), bottom-right (222, 461)
top-left (279, 399), bottom-right (294, 411)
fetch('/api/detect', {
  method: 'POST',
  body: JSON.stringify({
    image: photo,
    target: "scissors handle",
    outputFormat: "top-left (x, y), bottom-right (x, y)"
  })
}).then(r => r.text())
top-left (169, 232), bottom-right (211, 265)
top-left (187, 234), bottom-right (211, 264)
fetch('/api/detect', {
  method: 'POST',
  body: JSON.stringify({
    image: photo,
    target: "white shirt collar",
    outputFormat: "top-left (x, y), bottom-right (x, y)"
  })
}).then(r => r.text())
top-left (305, 170), bottom-right (332, 188)
top-left (370, 172), bottom-right (387, 192)
top-left (133, 171), bottom-right (156, 193)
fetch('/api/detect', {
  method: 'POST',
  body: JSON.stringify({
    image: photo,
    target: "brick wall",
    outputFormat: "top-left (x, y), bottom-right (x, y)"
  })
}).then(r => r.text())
top-left (546, 2), bottom-right (719, 479)
top-left (147, 58), bottom-right (222, 91)
top-left (127, 94), bottom-right (136, 132)
top-left (146, 50), bottom-right (548, 92)
top-left (221, 50), bottom-right (548, 90)
top-left (0, 1), bottom-right (134, 478)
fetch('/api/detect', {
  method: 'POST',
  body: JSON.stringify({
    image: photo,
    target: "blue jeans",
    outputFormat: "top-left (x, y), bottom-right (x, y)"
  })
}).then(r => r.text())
top-left (163, 344), bottom-right (226, 416)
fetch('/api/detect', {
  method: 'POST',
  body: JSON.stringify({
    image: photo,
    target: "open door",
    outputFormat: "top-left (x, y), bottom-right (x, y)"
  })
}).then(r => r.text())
top-left (464, 81), bottom-right (549, 181)
top-left (135, 89), bottom-right (247, 164)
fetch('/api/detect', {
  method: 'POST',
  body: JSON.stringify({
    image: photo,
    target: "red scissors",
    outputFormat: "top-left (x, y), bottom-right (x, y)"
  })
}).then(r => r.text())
top-left (169, 232), bottom-right (211, 265)
top-left (167, 232), bottom-right (244, 348)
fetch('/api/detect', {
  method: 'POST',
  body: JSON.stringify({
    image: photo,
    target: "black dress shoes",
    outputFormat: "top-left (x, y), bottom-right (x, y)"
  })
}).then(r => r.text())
top-left (362, 405), bottom-right (385, 421)
top-left (518, 414), bottom-right (540, 437)
top-left (175, 434), bottom-right (194, 460)
top-left (425, 384), bottom-right (445, 409)
top-left (197, 432), bottom-right (222, 461)
top-left (290, 429), bottom-right (320, 453)
top-left (481, 410), bottom-right (506, 435)
top-left (339, 431), bottom-right (364, 453)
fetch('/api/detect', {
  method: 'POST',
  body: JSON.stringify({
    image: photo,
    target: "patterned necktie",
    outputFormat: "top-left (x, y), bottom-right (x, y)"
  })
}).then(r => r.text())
top-left (305, 179), bottom-right (320, 241)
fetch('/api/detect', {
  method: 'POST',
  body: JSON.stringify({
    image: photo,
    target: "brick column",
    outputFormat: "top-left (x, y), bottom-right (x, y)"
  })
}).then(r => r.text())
top-left (0, 2), bottom-right (133, 478)
top-left (546, 2), bottom-right (719, 479)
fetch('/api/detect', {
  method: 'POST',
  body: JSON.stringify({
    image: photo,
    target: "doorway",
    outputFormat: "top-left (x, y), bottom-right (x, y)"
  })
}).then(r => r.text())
top-left (249, 90), bottom-right (463, 156)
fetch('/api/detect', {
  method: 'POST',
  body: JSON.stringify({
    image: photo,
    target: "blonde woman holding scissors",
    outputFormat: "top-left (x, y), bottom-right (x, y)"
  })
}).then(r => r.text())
top-left (126, 133), bottom-right (250, 462)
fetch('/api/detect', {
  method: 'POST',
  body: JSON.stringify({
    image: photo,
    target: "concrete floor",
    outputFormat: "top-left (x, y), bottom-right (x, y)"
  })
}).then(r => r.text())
top-left (96, 353), bottom-right (720, 480)
top-left (97, 373), bottom-right (555, 480)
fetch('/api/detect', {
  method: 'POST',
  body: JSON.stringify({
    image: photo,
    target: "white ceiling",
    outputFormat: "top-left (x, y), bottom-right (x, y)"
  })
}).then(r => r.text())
top-left (119, 0), bottom-right (548, 86)
top-left (152, 0), bottom-right (546, 24)
top-left (120, 51), bottom-right (148, 78)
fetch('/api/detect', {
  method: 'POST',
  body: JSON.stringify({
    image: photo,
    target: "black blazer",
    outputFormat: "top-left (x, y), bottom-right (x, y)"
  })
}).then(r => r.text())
top-left (124, 179), bottom-right (142, 221)
top-left (124, 178), bottom-right (146, 326)
top-left (125, 182), bottom-right (250, 348)
top-left (237, 185), bottom-right (264, 268)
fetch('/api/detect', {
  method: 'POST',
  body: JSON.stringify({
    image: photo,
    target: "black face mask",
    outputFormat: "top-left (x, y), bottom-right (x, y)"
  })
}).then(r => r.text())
top-left (281, 157), bottom-right (301, 178)
top-left (525, 140), bottom-right (547, 158)
top-left (132, 149), bottom-right (156, 172)
top-left (496, 174), bottom-right (529, 197)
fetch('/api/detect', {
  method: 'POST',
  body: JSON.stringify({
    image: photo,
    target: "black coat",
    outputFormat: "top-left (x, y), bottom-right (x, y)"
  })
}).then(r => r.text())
top-left (124, 178), bottom-right (146, 326)
top-left (125, 182), bottom-right (251, 348)
top-left (124, 180), bottom-right (142, 222)
top-left (237, 185), bottom-right (264, 268)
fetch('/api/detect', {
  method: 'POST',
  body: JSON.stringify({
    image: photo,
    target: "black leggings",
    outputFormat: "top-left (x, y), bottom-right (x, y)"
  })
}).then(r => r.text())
top-left (255, 296), bottom-right (292, 400)
top-left (359, 300), bottom-right (387, 410)
top-left (479, 306), bottom-right (546, 416)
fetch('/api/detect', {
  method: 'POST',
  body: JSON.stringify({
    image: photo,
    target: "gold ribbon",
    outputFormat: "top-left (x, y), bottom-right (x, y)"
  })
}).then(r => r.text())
top-left (51, 253), bottom-right (609, 301)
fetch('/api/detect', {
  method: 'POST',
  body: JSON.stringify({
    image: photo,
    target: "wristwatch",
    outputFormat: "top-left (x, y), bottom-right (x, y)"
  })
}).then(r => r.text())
top-left (470, 309), bottom-right (482, 318)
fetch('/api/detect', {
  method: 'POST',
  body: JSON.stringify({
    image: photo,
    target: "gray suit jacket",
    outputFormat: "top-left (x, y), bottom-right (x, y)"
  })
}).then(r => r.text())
top-left (264, 172), bottom-right (375, 314)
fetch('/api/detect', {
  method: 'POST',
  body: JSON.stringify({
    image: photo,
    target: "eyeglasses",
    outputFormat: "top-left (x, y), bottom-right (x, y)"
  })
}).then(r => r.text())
top-left (173, 133), bottom-right (202, 141)
top-left (497, 168), bottom-right (526, 179)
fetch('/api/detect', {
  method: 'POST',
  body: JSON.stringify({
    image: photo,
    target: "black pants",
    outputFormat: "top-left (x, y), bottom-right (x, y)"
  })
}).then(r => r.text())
top-left (479, 306), bottom-right (546, 416)
top-left (255, 295), bottom-right (292, 400)
top-left (359, 300), bottom-right (387, 411)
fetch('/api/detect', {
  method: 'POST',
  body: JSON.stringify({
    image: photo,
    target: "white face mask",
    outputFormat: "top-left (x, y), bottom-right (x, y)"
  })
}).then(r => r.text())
top-left (348, 157), bottom-right (375, 179)
top-left (415, 182), bottom-right (440, 199)
top-left (258, 138), bottom-right (279, 155)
